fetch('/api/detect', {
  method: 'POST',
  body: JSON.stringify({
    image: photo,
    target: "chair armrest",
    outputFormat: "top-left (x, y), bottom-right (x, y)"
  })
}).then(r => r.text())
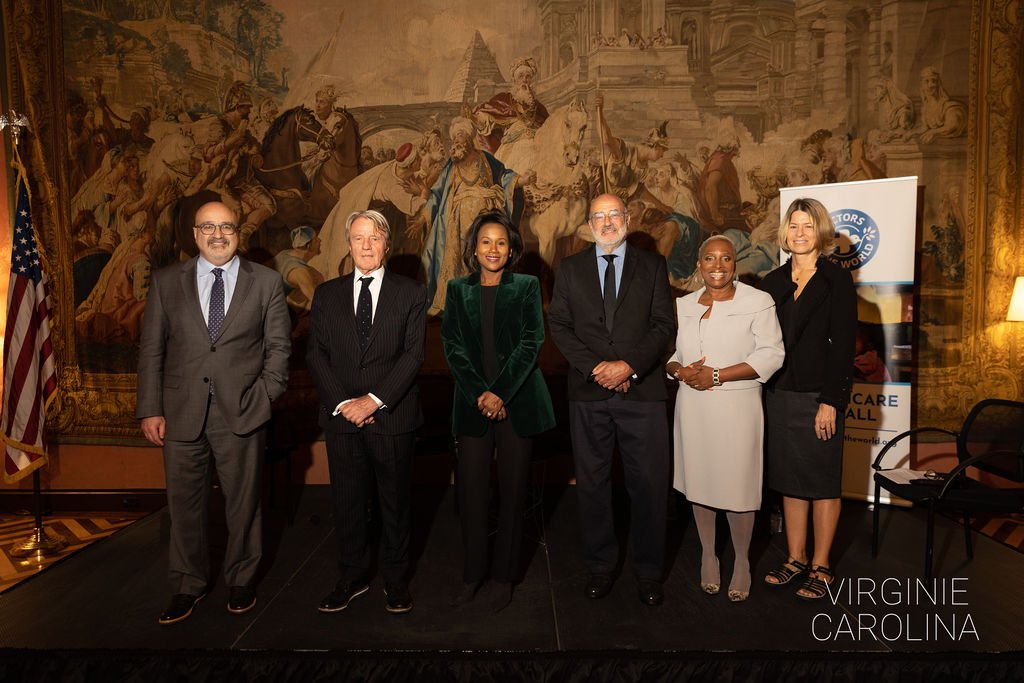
top-left (871, 427), bottom-right (958, 470)
top-left (938, 449), bottom-right (1022, 499)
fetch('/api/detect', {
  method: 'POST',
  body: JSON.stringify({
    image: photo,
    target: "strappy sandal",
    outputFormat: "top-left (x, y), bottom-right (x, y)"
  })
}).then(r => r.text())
top-left (795, 566), bottom-right (834, 600)
top-left (763, 558), bottom-right (809, 586)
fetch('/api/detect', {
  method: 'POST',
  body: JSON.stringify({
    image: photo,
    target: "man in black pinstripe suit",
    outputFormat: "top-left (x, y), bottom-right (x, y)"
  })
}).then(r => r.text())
top-left (307, 210), bottom-right (427, 614)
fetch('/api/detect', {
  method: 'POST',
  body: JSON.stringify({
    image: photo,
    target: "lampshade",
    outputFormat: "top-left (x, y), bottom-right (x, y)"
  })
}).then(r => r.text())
top-left (1008, 277), bottom-right (1024, 321)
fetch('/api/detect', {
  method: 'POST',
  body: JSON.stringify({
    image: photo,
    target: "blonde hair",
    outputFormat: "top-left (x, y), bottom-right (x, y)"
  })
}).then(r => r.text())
top-left (777, 197), bottom-right (837, 256)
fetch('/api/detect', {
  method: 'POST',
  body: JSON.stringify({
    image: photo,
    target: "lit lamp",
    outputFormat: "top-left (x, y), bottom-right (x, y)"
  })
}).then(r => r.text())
top-left (1008, 277), bottom-right (1024, 322)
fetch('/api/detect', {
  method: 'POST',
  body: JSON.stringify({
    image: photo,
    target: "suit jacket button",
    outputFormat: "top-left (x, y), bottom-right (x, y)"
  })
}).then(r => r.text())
top-left (359, 364), bottom-right (366, 370)
top-left (203, 377), bottom-right (209, 383)
top-left (210, 345), bottom-right (216, 352)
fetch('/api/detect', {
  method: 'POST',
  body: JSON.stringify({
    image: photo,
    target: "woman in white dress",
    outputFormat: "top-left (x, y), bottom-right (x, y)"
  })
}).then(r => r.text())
top-left (665, 235), bottom-right (784, 601)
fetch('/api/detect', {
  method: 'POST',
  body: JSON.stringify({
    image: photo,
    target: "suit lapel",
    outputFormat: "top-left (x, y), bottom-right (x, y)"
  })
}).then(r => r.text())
top-left (213, 258), bottom-right (253, 342)
top-left (337, 272), bottom-right (357, 341)
top-left (581, 245), bottom-right (605, 314)
top-left (493, 270), bottom-right (515, 342)
top-left (615, 245), bottom-right (637, 312)
top-left (179, 258), bottom-right (207, 335)
top-left (791, 259), bottom-right (830, 342)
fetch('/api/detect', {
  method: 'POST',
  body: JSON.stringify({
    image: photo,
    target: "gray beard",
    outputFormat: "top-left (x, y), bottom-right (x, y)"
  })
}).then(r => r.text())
top-left (512, 85), bottom-right (535, 107)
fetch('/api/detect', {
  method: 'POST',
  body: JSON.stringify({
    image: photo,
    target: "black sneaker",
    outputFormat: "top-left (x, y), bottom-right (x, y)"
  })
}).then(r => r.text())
top-left (384, 582), bottom-right (413, 614)
top-left (158, 592), bottom-right (206, 625)
top-left (318, 580), bottom-right (369, 613)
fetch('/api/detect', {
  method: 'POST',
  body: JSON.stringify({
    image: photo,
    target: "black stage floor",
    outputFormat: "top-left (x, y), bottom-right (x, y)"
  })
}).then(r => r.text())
top-left (1, 484), bottom-right (1022, 679)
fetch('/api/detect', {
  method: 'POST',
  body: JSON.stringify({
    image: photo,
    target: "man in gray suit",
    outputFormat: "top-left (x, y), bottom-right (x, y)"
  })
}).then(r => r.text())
top-left (137, 200), bottom-right (291, 625)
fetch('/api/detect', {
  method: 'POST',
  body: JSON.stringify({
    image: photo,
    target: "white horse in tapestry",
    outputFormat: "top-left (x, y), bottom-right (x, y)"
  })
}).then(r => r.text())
top-left (497, 100), bottom-right (592, 265)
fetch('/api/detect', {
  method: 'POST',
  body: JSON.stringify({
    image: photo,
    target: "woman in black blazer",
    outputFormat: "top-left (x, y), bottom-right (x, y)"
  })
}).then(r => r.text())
top-left (759, 197), bottom-right (856, 600)
top-left (441, 210), bottom-right (555, 612)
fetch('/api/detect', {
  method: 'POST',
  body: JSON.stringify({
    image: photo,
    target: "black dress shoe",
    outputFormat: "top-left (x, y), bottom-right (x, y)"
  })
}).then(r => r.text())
top-left (487, 581), bottom-right (513, 613)
top-left (384, 582), bottom-right (413, 614)
top-left (637, 578), bottom-right (664, 606)
top-left (227, 586), bottom-right (256, 614)
top-left (450, 580), bottom-right (483, 607)
top-left (586, 573), bottom-right (614, 599)
top-left (318, 580), bottom-right (369, 613)
top-left (158, 592), bottom-right (206, 625)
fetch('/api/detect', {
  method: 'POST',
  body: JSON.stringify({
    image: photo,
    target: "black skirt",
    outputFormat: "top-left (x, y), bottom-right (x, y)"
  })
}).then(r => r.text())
top-left (765, 388), bottom-right (844, 499)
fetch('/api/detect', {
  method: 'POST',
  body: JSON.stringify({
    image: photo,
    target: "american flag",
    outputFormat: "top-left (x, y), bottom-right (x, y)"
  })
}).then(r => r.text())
top-left (1, 166), bottom-right (56, 483)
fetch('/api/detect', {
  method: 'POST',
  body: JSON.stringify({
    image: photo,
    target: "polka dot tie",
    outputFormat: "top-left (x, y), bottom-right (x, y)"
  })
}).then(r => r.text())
top-left (357, 276), bottom-right (373, 350)
top-left (208, 268), bottom-right (225, 342)
top-left (208, 268), bottom-right (224, 395)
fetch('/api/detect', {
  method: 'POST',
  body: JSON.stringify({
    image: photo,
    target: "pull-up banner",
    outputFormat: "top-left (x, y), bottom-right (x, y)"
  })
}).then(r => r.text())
top-left (779, 177), bottom-right (918, 503)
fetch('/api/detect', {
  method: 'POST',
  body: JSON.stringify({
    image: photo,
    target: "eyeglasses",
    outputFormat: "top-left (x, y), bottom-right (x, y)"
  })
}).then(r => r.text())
top-left (196, 222), bottom-right (238, 235)
top-left (589, 210), bottom-right (625, 223)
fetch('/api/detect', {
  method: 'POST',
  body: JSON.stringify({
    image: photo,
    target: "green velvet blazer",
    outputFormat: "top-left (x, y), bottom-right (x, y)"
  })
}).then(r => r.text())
top-left (441, 270), bottom-right (556, 438)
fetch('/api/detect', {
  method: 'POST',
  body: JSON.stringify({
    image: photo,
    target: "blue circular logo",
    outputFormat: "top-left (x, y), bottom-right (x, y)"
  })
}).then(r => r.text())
top-left (830, 209), bottom-right (879, 271)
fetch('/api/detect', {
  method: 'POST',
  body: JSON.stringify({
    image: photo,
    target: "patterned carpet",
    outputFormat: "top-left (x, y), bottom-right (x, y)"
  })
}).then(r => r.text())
top-left (0, 513), bottom-right (147, 593)
top-left (967, 512), bottom-right (1024, 552)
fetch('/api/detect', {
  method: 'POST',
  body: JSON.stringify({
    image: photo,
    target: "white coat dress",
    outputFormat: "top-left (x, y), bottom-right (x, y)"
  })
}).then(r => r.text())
top-left (669, 281), bottom-right (785, 512)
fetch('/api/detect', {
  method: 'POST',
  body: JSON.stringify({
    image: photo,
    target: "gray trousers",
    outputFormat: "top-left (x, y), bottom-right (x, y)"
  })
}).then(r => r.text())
top-left (163, 395), bottom-right (265, 595)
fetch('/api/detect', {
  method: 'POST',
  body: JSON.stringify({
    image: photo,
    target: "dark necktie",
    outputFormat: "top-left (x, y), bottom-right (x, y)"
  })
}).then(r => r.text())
top-left (357, 276), bottom-right (373, 350)
top-left (602, 254), bottom-right (617, 332)
top-left (208, 268), bottom-right (224, 395)
top-left (208, 268), bottom-right (225, 341)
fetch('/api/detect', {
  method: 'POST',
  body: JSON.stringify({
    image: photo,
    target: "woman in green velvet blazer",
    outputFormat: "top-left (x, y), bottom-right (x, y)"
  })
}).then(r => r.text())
top-left (441, 209), bottom-right (555, 612)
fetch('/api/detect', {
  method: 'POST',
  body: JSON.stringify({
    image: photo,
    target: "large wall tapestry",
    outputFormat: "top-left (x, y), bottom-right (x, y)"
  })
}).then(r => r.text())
top-left (6, 0), bottom-right (1009, 440)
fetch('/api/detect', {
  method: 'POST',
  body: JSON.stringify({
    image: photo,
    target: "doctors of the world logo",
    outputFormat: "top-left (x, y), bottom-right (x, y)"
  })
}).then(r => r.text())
top-left (830, 208), bottom-right (879, 271)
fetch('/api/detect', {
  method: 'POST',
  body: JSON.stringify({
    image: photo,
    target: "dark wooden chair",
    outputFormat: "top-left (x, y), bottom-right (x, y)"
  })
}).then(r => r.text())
top-left (871, 399), bottom-right (1024, 581)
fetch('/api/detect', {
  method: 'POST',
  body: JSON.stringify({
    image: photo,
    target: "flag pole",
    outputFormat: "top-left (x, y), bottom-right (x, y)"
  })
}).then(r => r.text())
top-left (1, 110), bottom-right (66, 558)
top-left (10, 470), bottom-right (65, 557)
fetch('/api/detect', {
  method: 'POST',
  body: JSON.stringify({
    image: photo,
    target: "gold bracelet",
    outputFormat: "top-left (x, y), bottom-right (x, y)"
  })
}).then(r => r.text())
top-left (712, 367), bottom-right (721, 386)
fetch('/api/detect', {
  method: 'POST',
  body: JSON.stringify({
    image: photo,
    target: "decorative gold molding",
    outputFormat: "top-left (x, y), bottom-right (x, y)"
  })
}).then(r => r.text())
top-left (933, 0), bottom-right (1024, 430)
top-left (3, 0), bottom-right (141, 438)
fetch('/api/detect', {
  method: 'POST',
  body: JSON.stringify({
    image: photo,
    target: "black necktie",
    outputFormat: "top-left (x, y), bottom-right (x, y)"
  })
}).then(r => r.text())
top-left (602, 255), bottom-right (617, 331)
top-left (208, 268), bottom-right (224, 394)
top-left (357, 276), bottom-right (373, 349)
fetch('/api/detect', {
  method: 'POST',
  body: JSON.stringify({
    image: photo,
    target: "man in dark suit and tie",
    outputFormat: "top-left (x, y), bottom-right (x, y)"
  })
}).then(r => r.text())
top-left (137, 200), bottom-right (291, 624)
top-left (307, 210), bottom-right (427, 614)
top-left (549, 193), bottom-right (675, 605)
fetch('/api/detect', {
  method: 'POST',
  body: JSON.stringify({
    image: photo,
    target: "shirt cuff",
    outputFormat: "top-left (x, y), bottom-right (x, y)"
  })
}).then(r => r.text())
top-left (332, 394), bottom-right (386, 416)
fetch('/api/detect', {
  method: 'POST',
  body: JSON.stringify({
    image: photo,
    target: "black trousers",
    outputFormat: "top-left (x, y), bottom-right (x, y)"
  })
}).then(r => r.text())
top-left (163, 394), bottom-right (265, 595)
top-left (457, 419), bottom-right (533, 583)
top-left (326, 430), bottom-right (414, 585)
top-left (569, 398), bottom-right (669, 581)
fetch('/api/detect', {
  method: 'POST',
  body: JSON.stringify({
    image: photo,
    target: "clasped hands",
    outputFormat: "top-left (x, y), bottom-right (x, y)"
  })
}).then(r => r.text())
top-left (592, 360), bottom-right (632, 393)
top-left (667, 357), bottom-right (714, 391)
top-left (477, 391), bottom-right (507, 421)
top-left (340, 395), bottom-right (378, 427)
